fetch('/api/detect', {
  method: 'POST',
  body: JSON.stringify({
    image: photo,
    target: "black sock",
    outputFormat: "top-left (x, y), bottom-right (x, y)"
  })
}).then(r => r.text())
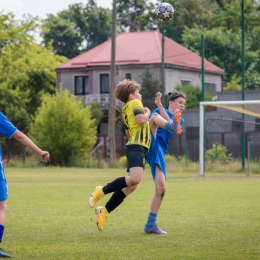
top-left (103, 177), bottom-right (127, 194)
top-left (105, 190), bottom-right (126, 213)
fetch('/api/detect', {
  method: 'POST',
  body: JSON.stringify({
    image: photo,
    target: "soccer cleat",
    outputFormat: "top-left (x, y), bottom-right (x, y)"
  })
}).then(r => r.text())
top-left (173, 109), bottom-right (182, 135)
top-left (95, 206), bottom-right (108, 231)
top-left (0, 248), bottom-right (12, 258)
top-left (88, 186), bottom-right (104, 208)
top-left (144, 224), bottom-right (167, 235)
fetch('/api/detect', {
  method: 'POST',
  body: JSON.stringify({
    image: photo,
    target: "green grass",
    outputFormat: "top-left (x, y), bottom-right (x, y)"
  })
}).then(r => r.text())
top-left (3, 167), bottom-right (260, 259)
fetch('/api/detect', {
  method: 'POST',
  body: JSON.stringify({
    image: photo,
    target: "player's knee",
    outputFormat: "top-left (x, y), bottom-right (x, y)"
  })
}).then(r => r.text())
top-left (129, 176), bottom-right (142, 186)
top-left (128, 185), bottom-right (138, 193)
top-left (156, 186), bottom-right (166, 195)
top-left (0, 201), bottom-right (7, 213)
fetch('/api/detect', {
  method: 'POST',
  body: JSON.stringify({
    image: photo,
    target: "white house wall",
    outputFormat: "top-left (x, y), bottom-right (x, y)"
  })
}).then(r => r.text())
top-left (58, 66), bottom-right (222, 97)
top-left (165, 68), bottom-right (222, 93)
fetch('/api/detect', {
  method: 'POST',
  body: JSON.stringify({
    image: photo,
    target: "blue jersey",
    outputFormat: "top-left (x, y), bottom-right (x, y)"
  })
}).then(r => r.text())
top-left (0, 112), bottom-right (18, 180)
top-left (146, 108), bottom-right (184, 179)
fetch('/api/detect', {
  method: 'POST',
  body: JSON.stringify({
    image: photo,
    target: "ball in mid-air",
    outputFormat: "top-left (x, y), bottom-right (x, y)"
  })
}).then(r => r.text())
top-left (155, 2), bottom-right (174, 22)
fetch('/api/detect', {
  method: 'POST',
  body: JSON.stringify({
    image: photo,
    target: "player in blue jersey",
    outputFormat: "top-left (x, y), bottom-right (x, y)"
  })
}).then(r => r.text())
top-left (144, 91), bottom-right (186, 235)
top-left (0, 111), bottom-right (50, 258)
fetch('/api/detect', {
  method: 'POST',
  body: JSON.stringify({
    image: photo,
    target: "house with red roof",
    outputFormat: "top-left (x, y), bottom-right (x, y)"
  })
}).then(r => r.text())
top-left (56, 30), bottom-right (225, 157)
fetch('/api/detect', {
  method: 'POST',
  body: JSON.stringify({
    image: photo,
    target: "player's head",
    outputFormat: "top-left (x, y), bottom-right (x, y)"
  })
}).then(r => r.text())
top-left (114, 79), bottom-right (141, 103)
top-left (168, 91), bottom-right (186, 112)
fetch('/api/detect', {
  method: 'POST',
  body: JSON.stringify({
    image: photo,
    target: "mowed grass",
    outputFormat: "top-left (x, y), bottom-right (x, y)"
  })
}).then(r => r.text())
top-left (3, 167), bottom-right (260, 260)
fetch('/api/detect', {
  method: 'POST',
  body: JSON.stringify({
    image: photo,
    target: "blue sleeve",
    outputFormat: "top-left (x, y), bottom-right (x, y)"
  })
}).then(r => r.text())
top-left (181, 118), bottom-right (184, 126)
top-left (149, 108), bottom-right (160, 119)
top-left (0, 112), bottom-right (18, 138)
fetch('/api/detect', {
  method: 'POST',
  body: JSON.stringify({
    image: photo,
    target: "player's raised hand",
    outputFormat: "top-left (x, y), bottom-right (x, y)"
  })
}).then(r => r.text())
top-left (155, 92), bottom-right (162, 107)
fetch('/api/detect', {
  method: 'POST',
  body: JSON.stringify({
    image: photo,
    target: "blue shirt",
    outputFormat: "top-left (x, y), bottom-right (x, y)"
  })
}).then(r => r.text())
top-left (150, 108), bottom-right (184, 153)
top-left (0, 112), bottom-right (18, 180)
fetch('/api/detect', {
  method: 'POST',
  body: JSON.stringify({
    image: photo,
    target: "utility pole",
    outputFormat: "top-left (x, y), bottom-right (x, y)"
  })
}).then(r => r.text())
top-left (241, 0), bottom-right (245, 169)
top-left (107, 0), bottom-right (117, 167)
top-left (161, 22), bottom-right (165, 106)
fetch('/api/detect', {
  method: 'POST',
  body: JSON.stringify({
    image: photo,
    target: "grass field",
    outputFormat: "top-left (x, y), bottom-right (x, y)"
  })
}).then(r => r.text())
top-left (3, 167), bottom-right (260, 259)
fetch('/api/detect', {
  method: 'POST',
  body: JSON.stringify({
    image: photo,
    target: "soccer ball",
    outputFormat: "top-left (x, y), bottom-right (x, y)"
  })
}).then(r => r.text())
top-left (155, 2), bottom-right (174, 22)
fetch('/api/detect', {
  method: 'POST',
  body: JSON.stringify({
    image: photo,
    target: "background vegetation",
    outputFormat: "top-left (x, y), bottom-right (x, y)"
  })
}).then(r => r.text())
top-left (1, 0), bottom-right (260, 165)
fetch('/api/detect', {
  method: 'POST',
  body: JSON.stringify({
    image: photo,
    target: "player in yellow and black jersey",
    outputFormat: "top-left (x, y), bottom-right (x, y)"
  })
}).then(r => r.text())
top-left (88, 79), bottom-right (151, 231)
top-left (122, 98), bottom-right (150, 150)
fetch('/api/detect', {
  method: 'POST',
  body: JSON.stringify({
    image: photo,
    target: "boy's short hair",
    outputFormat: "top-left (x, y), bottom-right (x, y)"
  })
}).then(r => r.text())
top-left (114, 79), bottom-right (141, 103)
top-left (167, 91), bottom-right (186, 105)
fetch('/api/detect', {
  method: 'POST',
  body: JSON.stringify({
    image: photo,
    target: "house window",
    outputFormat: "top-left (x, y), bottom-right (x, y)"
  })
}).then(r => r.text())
top-left (181, 79), bottom-right (191, 86)
top-left (100, 74), bottom-right (109, 94)
top-left (205, 82), bottom-right (216, 96)
top-left (75, 76), bottom-right (89, 95)
top-left (125, 73), bottom-right (131, 80)
top-left (255, 118), bottom-right (260, 131)
top-left (186, 127), bottom-right (199, 140)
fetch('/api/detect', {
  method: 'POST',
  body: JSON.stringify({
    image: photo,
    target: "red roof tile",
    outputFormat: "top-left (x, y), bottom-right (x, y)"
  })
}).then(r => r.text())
top-left (57, 30), bottom-right (224, 74)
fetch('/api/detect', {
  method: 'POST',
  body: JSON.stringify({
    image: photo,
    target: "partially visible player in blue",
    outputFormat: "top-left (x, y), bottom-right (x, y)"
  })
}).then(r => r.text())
top-left (144, 91), bottom-right (186, 234)
top-left (0, 111), bottom-right (50, 258)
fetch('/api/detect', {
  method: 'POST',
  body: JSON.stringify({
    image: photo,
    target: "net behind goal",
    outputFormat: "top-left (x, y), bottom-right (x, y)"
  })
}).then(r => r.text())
top-left (199, 100), bottom-right (260, 176)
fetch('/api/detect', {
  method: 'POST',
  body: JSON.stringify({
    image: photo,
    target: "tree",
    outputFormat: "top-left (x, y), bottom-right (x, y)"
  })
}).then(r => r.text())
top-left (139, 66), bottom-right (162, 111)
top-left (41, 14), bottom-right (82, 59)
top-left (30, 88), bottom-right (97, 166)
top-left (209, 0), bottom-right (260, 32)
top-left (88, 102), bottom-right (103, 127)
top-left (0, 12), bottom-right (67, 133)
top-left (42, 1), bottom-right (112, 58)
top-left (182, 26), bottom-right (259, 88)
top-left (116, 0), bottom-right (155, 32)
top-left (156, 0), bottom-right (213, 43)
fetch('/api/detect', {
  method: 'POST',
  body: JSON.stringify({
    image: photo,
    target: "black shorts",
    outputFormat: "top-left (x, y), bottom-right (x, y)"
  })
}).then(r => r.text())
top-left (125, 144), bottom-right (148, 172)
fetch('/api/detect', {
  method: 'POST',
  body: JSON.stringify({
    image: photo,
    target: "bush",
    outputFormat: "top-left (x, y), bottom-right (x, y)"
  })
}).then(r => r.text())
top-left (206, 143), bottom-right (232, 164)
top-left (29, 88), bottom-right (97, 166)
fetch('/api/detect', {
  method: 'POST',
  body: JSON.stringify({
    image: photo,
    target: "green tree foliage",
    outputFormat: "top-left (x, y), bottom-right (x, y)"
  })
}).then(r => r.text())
top-left (206, 143), bottom-right (232, 164)
top-left (116, 0), bottom-right (155, 32)
top-left (223, 75), bottom-right (242, 91)
top-left (88, 102), bottom-right (103, 127)
top-left (175, 84), bottom-right (212, 109)
top-left (209, 0), bottom-right (260, 32)
top-left (182, 26), bottom-right (259, 87)
top-left (30, 88), bottom-right (97, 166)
top-left (139, 66), bottom-right (162, 111)
top-left (42, 1), bottom-right (112, 58)
top-left (157, 0), bottom-right (213, 43)
top-left (0, 12), bottom-right (67, 133)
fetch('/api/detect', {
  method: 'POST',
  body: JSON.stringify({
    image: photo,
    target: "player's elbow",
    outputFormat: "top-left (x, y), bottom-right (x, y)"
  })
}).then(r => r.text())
top-left (135, 115), bottom-right (147, 125)
top-left (13, 130), bottom-right (24, 141)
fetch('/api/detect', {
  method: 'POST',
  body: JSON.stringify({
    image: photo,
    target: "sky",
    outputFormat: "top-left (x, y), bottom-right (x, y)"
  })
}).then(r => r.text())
top-left (0, 0), bottom-right (115, 20)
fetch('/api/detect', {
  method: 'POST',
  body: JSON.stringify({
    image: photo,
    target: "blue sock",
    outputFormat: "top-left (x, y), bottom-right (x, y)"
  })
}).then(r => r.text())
top-left (164, 121), bottom-right (174, 132)
top-left (146, 212), bottom-right (157, 226)
top-left (0, 225), bottom-right (4, 243)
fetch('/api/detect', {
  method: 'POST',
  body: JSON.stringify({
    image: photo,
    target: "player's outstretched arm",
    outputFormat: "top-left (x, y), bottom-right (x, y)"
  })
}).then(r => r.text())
top-left (155, 92), bottom-right (171, 121)
top-left (13, 130), bottom-right (50, 162)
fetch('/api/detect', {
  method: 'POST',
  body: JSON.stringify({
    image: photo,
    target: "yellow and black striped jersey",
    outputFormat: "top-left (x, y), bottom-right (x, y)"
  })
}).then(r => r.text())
top-left (122, 99), bottom-right (151, 150)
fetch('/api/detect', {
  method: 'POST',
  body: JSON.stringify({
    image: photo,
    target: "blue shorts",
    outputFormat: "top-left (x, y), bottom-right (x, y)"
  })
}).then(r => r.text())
top-left (146, 138), bottom-right (166, 180)
top-left (0, 180), bottom-right (8, 201)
